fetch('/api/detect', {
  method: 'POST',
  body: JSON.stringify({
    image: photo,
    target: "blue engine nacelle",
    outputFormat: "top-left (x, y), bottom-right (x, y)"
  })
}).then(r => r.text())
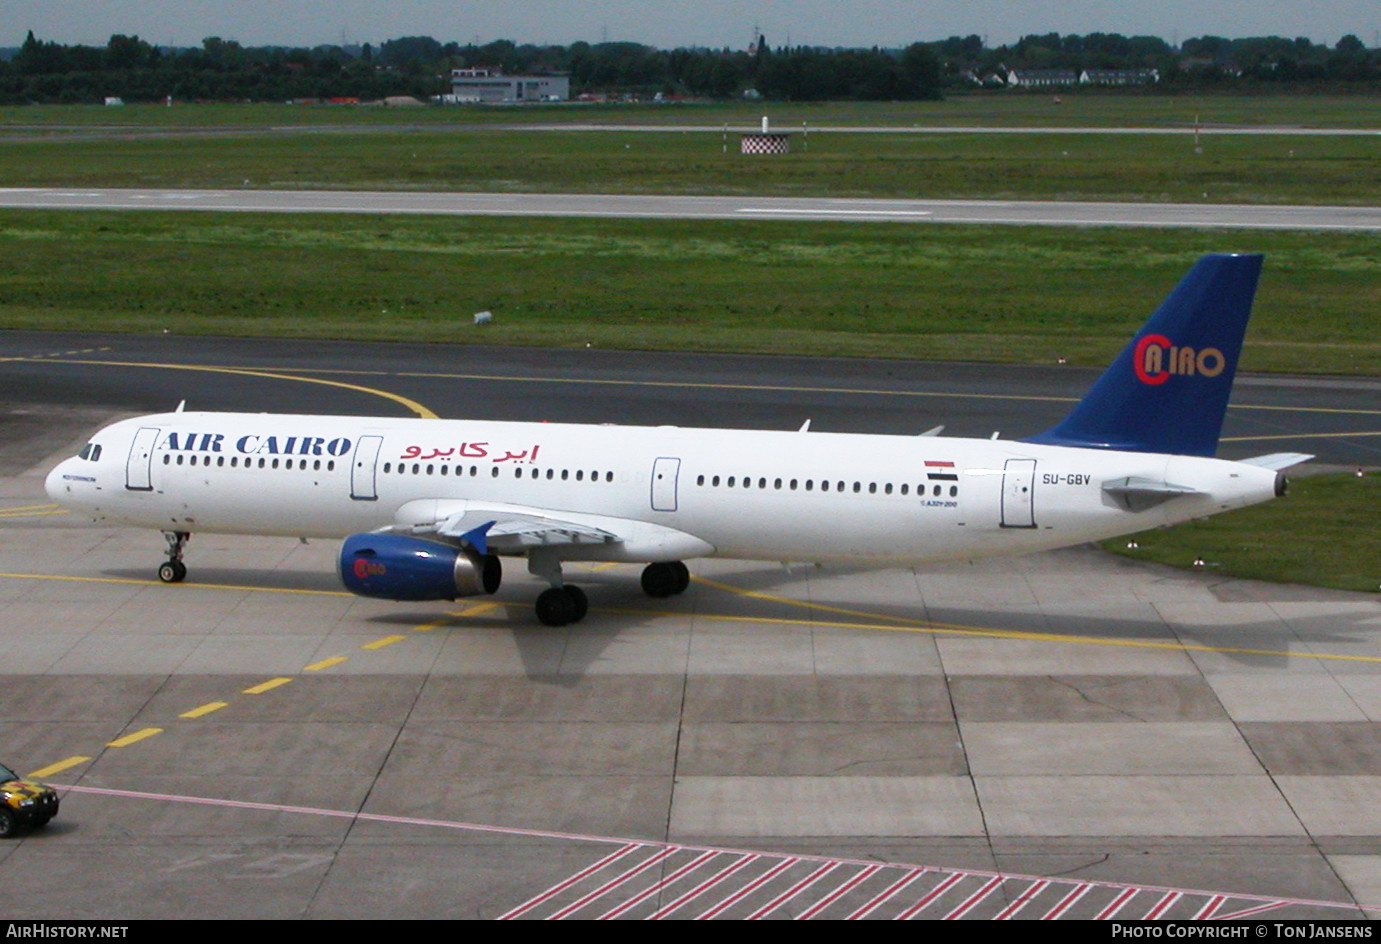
top-left (339, 533), bottom-right (502, 601)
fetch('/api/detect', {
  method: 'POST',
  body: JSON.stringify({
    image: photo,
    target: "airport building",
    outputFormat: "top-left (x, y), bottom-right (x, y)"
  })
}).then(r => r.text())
top-left (1005, 68), bottom-right (1159, 87)
top-left (449, 68), bottom-right (570, 103)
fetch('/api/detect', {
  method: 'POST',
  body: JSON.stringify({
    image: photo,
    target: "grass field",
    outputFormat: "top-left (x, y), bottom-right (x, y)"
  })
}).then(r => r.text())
top-left (1, 211), bottom-right (1378, 374)
top-left (1, 95), bottom-right (1372, 372)
top-left (0, 95), bottom-right (1377, 204)
top-left (3, 93), bottom-right (1381, 128)
top-left (0, 95), bottom-right (1374, 372)
top-left (1, 125), bottom-right (1377, 206)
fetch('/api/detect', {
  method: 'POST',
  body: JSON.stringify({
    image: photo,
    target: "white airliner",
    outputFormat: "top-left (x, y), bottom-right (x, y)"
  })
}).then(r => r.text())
top-left (46, 254), bottom-right (1308, 626)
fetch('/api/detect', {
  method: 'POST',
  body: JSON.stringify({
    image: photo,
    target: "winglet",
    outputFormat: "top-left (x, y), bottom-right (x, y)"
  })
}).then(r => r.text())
top-left (1025, 254), bottom-right (1263, 457)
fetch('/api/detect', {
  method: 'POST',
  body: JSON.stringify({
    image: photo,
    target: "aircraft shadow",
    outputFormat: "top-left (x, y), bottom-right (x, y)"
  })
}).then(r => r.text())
top-left (96, 561), bottom-right (1373, 676)
top-left (102, 566), bottom-right (345, 594)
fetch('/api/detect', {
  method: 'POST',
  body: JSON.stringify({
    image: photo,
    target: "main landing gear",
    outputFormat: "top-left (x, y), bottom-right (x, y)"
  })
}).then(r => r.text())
top-left (640, 561), bottom-right (690, 598)
top-left (529, 555), bottom-right (692, 627)
top-left (529, 549), bottom-right (586, 628)
top-left (535, 585), bottom-right (588, 627)
top-left (158, 531), bottom-right (189, 584)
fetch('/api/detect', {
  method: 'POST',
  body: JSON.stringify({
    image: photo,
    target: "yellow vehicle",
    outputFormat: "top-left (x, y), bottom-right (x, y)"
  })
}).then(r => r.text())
top-left (0, 762), bottom-right (59, 837)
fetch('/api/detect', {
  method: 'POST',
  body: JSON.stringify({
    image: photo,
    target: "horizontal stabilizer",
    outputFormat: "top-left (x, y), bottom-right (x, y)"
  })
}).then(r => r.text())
top-left (1102, 476), bottom-right (1203, 512)
top-left (1239, 452), bottom-right (1314, 471)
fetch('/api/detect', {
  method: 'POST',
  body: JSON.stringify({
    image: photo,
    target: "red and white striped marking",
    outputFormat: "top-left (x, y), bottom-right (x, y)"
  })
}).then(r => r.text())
top-left (56, 782), bottom-right (1362, 921)
top-left (503, 843), bottom-right (1354, 921)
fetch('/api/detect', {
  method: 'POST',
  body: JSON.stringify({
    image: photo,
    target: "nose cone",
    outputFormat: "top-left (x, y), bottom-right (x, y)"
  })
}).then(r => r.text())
top-left (45, 458), bottom-right (75, 503)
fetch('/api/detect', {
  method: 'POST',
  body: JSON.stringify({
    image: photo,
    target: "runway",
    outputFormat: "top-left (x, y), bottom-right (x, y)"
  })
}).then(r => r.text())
top-left (1, 332), bottom-right (1380, 919)
top-left (3, 187), bottom-right (1380, 230)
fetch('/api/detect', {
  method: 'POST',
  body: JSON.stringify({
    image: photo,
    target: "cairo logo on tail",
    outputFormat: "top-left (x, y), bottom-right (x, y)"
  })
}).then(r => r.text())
top-left (1132, 333), bottom-right (1228, 386)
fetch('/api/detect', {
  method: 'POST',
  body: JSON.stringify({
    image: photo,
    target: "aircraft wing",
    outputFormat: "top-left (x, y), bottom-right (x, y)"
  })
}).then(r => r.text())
top-left (386, 498), bottom-right (715, 561)
top-left (435, 508), bottom-right (617, 552)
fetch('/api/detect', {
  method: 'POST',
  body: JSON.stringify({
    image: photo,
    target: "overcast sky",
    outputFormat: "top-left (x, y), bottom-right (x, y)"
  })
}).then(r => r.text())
top-left (5, 1), bottom-right (1378, 50)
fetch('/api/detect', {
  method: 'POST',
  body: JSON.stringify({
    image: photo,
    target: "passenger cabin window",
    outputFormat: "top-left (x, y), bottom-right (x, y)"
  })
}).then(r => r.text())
top-left (690, 469), bottom-right (960, 501)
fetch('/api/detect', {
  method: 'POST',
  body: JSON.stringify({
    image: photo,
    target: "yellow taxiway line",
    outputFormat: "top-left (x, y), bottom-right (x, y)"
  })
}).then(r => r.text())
top-left (0, 567), bottom-right (1378, 668)
top-left (10, 357), bottom-right (438, 419)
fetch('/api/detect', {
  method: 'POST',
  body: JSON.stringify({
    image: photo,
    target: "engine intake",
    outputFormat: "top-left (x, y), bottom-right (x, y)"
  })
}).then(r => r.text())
top-left (339, 533), bottom-right (501, 601)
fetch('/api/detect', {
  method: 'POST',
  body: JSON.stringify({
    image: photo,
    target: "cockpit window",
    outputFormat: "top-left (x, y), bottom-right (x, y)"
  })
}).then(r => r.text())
top-left (78, 443), bottom-right (102, 461)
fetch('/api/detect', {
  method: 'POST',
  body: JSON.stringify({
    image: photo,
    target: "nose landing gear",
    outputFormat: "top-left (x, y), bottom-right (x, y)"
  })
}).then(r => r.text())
top-left (158, 531), bottom-right (189, 583)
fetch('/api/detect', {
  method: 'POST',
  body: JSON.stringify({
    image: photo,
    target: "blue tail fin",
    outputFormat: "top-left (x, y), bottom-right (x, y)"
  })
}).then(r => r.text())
top-left (1024, 253), bottom-right (1262, 457)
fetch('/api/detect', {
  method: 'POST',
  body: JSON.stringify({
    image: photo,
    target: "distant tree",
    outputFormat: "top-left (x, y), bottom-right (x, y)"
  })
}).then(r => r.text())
top-left (197, 37), bottom-right (247, 71)
top-left (14, 30), bottom-right (68, 74)
top-left (899, 43), bottom-right (942, 98)
top-left (1181, 35), bottom-right (1233, 61)
top-left (0, 27), bottom-right (1375, 106)
top-left (379, 36), bottom-right (444, 72)
top-left (105, 34), bottom-right (157, 70)
top-left (1328, 34), bottom-right (1375, 81)
top-left (1126, 35), bottom-right (1173, 64)
top-left (476, 39), bottom-right (518, 71)
top-left (1336, 34), bottom-right (1366, 55)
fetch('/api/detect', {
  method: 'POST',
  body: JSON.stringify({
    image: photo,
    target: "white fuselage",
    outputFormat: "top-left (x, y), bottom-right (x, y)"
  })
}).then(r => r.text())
top-left (46, 411), bottom-right (1281, 567)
